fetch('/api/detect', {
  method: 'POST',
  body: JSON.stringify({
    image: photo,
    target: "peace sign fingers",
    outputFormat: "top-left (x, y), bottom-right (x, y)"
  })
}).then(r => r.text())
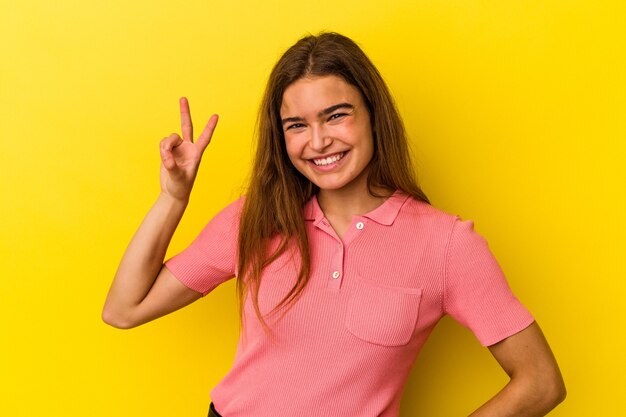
top-left (179, 97), bottom-right (218, 155)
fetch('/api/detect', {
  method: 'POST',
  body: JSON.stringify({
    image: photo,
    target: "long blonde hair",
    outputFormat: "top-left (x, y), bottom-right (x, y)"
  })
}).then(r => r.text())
top-left (237, 32), bottom-right (429, 334)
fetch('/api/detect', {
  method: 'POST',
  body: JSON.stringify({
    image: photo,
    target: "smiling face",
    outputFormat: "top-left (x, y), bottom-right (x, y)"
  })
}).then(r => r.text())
top-left (280, 75), bottom-right (374, 194)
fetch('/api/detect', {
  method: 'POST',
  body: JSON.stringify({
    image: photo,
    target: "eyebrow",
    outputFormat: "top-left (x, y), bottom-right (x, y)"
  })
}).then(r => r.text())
top-left (281, 102), bottom-right (355, 125)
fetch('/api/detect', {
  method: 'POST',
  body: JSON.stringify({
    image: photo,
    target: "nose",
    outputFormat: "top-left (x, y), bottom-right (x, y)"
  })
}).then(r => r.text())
top-left (309, 124), bottom-right (332, 152)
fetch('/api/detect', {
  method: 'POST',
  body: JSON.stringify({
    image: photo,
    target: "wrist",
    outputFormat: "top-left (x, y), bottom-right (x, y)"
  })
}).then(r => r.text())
top-left (157, 191), bottom-right (190, 210)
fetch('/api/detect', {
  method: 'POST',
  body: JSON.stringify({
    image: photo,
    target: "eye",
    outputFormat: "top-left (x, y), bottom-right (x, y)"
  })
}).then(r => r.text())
top-left (329, 113), bottom-right (348, 121)
top-left (286, 123), bottom-right (305, 131)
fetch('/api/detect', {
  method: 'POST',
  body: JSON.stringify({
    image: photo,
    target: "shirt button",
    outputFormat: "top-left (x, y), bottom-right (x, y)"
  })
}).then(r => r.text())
top-left (356, 222), bottom-right (364, 230)
top-left (332, 271), bottom-right (341, 279)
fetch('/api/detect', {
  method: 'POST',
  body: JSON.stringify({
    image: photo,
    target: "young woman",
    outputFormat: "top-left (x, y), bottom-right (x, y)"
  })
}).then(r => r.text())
top-left (103, 32), bottom-right (566, 417)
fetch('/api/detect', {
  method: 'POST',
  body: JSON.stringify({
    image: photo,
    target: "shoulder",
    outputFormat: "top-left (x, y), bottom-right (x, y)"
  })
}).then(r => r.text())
top-left (223, 195), bottom-right (246, 213)
top-left (397, 196), bottom-right (489, 250)
top-left (194, 196), bottom-right (246, 240)
top-left (210, 196), bottom-right (246, 222)
top-left (398, 196), bottom-right (459, 230)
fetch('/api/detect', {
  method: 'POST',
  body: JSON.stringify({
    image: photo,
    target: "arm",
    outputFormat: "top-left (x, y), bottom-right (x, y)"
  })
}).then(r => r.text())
top-left (102, 98), bottom-right (218, 329)
top-left (469, 321), bottom-right (566, 417)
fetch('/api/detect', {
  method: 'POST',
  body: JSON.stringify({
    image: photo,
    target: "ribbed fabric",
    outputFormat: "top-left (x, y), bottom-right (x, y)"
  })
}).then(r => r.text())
top-left (165, 191), bottom-right (534, 417)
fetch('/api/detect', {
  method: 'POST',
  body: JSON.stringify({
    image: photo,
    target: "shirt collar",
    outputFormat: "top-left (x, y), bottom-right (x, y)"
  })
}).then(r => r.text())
top-left (303, 190), bottom-right (410, 226)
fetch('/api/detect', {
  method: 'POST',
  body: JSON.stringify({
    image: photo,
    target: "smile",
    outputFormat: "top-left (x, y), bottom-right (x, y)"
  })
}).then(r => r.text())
top-left (312, 152), bottom-right (346, 166)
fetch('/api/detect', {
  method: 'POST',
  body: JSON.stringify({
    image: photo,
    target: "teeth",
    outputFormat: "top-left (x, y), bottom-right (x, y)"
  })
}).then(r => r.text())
top-left (313, 152), bottom-right (345, 166)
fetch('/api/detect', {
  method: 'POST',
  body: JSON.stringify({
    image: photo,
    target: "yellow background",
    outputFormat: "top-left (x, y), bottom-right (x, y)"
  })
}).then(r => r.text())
top-left (1, 0), bottom-right (624, 415)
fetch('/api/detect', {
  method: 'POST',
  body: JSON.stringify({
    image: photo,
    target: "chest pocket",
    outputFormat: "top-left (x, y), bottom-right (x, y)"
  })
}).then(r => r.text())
top-left (345, 277), bottom-right (422, 347)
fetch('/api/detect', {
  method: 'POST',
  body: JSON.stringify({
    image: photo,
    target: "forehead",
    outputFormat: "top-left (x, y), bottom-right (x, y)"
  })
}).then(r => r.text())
top-left (280, 75), bottom-right (363, 116)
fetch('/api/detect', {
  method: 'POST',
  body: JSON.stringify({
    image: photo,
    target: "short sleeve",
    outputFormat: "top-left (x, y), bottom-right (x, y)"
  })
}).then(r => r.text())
top-left (164, 198), bottom-right (244, 296)
top-left (443, 217), bottom-right (534, 346)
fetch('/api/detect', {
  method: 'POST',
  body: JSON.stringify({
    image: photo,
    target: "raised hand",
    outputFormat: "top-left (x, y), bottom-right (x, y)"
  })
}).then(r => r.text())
top-left (103, 98), bottom-right (217, 329)
top-left (159, 97), bottom-right (218, 202)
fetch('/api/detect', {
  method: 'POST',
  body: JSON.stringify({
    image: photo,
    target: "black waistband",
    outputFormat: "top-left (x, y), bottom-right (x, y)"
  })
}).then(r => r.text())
top-left (208, 402), bottom-right (223, 417)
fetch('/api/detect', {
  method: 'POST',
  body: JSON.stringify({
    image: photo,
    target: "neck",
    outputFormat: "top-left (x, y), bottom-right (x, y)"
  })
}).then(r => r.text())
top-left (317, 182), bottom-right (393, 220)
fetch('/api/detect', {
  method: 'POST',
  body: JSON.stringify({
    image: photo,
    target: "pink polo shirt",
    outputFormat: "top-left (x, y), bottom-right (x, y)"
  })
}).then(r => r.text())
top-left (165, 191), bottom-right (534, 417)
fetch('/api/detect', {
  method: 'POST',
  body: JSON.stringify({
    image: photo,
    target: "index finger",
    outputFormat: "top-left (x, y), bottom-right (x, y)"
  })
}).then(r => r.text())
top-left (179, 97), bottom-right (193, 142)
